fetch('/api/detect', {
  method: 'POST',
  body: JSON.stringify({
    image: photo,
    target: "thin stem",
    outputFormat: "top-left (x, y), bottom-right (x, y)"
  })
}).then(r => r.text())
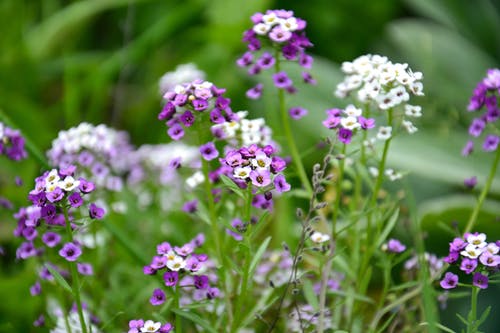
top-left (63, 206), bottom-right (88, 333)
top-left (317, 250), bottom-right (333, 333)
top-left (463, 146), bottom-right (500, 235)
top-left (467, 287), bottom-right (479, 333)
top-left (369, 286), bottom-right (421, 330)
top-left (274, 51), bottom-right (313, 196)
top-left (332, 144), bottom-right (347, 238)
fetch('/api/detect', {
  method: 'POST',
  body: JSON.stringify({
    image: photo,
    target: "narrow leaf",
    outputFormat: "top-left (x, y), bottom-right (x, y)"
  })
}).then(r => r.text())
top-left (248, 236), bottom-right (272, 277)
top-left (45, 264), bottom-right (73, 294)
top-left (171, 308), bottom-right (218, 333)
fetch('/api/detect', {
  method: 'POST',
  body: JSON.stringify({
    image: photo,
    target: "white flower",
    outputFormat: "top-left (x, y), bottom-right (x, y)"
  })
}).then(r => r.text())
top-left (252, 151), bottom-right (272, 169)
top-left (233, 166), bottom-right (252, 179)
top-left (376, 126), bottom-right (392, 140)
top-left (409, 81), bottom-right (424, 96)
top-left (159, 63), bottom-right (206, 95)
top-left (262, 12), bottom-right (279, 25)
top-left (376, 94), bottom-right (396, 110)
top-left (389, 86), bottom-right (410, 103)
top-left (241, 119), bottom-right (264, 133)
top-left (310, 232), bottom-right (330, 243)
top-left (59, 176), bottom-right (80, 192)
top-left (45, 169), bottom-right (60, 185)
top-left (140, 320), bottom-right (162, 333)
top-left (385, 168), bottom-right (403, 181)
top-left (186, 171), bottom-right (204, 189)
top-left (174, 84), bottom-right (188, 95)
top-left (461, 244), bottom-right (483, 259)
top-left (343, 105), bottom-right (362, 117)
top-left (340, 116), bottom-right (361, 130)
top-left (167, 255), bottom-right (186, 271)
top-left (280, 17), bottom-right (298, 31)
top-left (346, 75), bottom-right (363, 90)
top-left (340, 61), bottom-right (355, 74)
top-left (369, 167), bottom-right (379, 177)
top-left (404, 105), bottom-right (422, 117)
top-left (486, 242), bottom-right (499, 255)
top-left (402, 120), bottom-right (418, 134)
top-left (466, 233), bottom-right (487, 248)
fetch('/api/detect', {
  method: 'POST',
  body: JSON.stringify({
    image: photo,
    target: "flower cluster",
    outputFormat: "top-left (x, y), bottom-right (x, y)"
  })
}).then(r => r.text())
top-left (463, 68), bottom-right (500, 155)
top-left (440, 232), bottom-right (500, 289)
top-left (220, 144), bottom-right (290, 193)
top-left (211, 111), bottom-right (276, 149)
top-left (382, 238), bottom-right (406, 253)
top-left (49, 302), bottom-right (101, 333)
top-left (47, 123), bottom-right (135, 192)
top-left (0, 122), bottom-right (27, 161)
top-left (158, 63), bottom-right (206, 96)
top-left (322, 104), bottom-right (376, 144)
top-left (128, 319), bottom-right (173, 333)
top-left (404, 252), bottom-right (444, 281)
top-left (159, 79), bottom-right (236, 141)
top-left (237, 9), bottom-right (315, 98)
top-left (143, 234), bottom-right (220, 304)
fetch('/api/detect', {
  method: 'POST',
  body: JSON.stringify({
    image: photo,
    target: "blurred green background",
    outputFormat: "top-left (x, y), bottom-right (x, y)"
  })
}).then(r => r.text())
top-left (1, 0), bottom-right (499, 331)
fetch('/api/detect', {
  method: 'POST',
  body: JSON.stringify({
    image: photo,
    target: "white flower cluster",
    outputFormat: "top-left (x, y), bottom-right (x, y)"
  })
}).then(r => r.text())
top-left (44, 169), bottom-right (80, 192)
top-left (253, 11), bottom-right (300, 36)
top-left (211, 111), bottom-right (275, 148)
top-left (369, 166), bottom-right (403, 181)
top-left (460, 233), bottom-right (499, 263)
top-left (158, 63), bottom-right (206, 96)
top-left (336, 54), bottom-right (424, 135)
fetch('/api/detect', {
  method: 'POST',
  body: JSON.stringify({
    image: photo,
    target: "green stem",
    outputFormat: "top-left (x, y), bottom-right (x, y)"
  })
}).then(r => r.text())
top-left (274, 51), bottom-right (313, 196)
top-left (463, 146), bottom-right (500, 235)
top-left (63, 206), bottom-right (88, 333)
top-left (467, 287), bottom-right (479, 333)
top-left (332, 143), bottom-right (347, 238)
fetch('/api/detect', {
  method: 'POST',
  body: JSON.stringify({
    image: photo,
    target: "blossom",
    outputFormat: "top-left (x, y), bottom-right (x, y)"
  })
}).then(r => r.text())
top-left (89, 203), bottom-right (105, 219)
top-left (0, 122), bottom-right (28, 161)
top-left (310, 232), bottom-right (330, 243)
top-left (158, 63), bottom-right (206, 95)
top-left (289, 107), bottom-right (308, 120)
top-left (383, 238), bottom-right (406, 253)
top-left (440, 272), bottom-right (458, 289)
top-left (150, 288), bottom-right (166, 306)
top-left (472, 272), bottom-right (489, 289)
top-left (199, 142), bottom-right (219, 161)
top-left (59, 242), bottom-right (82, 262)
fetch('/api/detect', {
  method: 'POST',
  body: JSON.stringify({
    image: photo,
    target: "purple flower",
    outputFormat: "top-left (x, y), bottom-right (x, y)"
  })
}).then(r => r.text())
top-left (338, 128), bottom-right (353, 144)
top-left (194, 275), bottom-right (209, 289)
top-left (237, 52), bottom-right (253, 67)
top-left (469, 118), bottom-right (485, 137)
top-left (483, 134), bottom-right (499, 152)
top-left (462, 140), bottom-right (474, 156)
top-left (464, 176), bottom-right (477, 189)
top-left (59, 242), bottom-right (82, 262)
top-left (157, 242), bottom-right (172, 255)
top-left (167, 123), bottom-right (185, 141)
top-left (358, 116), bottom-right (376, 129)
top-left (249, 169), bottom-right (271, 187)
top-left (274, 174), bottom-right (291, 193)
top-left (246, 83), bottom-right (263, 99)
top-left (46, 187), bottom-right (64, 203)
top-left (33, 314), bottom-right (45, 327)
top-left (77, 263), bottom-right (94, 276)
top-left (226, 228), bottom-right (243, 241)
top-left (182, 200), bottom-right (198, 213)
top-left (158, 102), bottom-right (176, 120)
top-left (459, 258), bottom-right (478, 274)
top-left (206, 287), bottom-right (220, 299)
top-left (68, 192), bottom-right (83, 208)
top-left (78, 178), bottom-right (95, 193)
top-left (30, 281), bottom-right (41, 296)
top-left (269, 26), bottom-right (292, 43)
top-left (143, 265), bottom-right (156, 275)
top-left (289, 107), bottom-right (308, 120)
top-left (42, 232), bottom-right (61, 248)
top-left (199, 142), bottom-right (219, 161)
top-left (479, 251), bottom-right (500, 267)
top-left (299, 53), bottom-right (313, 69)
top-left (163, 271), bottom-right (179, 287)
top-left (150, 288), bottom-right (166, 306)
top-left (302, 71), bottom-right (316, 85)
top-left (257, 52), bottom-right (275, 69)
top-left (180, 110), bottom-right (195, 127)
top-left (385, 239), bottom-right (406, 253)
top-left (472, 272), bottom-right (488, 289)
top-left (89, 203), bottom-right (105, 219)
top-left (440, 272), bottom-right (458, 289)
top-left (272, 72), bottom-right (292, 89)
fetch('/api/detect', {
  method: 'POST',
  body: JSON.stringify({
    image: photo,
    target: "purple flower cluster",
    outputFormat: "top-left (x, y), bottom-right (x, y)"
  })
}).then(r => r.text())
top-left (159, 79), bottom-right (237, 141)
top-left (0, 122), bottom-right (27, 161)
top-left (128, 319), bottom-right (173, 333)
top-left (220, 144), bottom-right (290, 192)
top-left (440, 232), bottom-right (500, 289)
top-left (463, 68), bottom-right (500, 155)
top-left (382, 238), bottom-right (406, 253)
top-left (143, 234), bottom-right (220, 304)
top-left (47, 123), bottom-right (135, 192)
top-left (322, 105), bottom-right (375, 144)
top-left (237, 9), bottom-right (315, 99)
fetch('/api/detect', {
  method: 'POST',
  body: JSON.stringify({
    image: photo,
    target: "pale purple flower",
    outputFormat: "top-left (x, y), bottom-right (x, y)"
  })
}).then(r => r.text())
top-left (269, 26), bottom-right (292, 43)
top-left (46, 187), bottom-right (64, 203)
top-left (464, 176), bottom-right (477, 189)
top-left (206, 287), bottom-right (220, 299)
top-left (246, 83), bottom-right (263, 99)
top-left (89, 203), bottom-right (105, 219)
top-left (200, 142), bottom-right (219, 161)
top-left (249, 169), bottom-right (272, 187)
top-left (440, 272), bottom-right (458, 289)
top-left (483, 134), bottom-right (499, 152)
top-left (459, 258), bottom-right (478, 274)
top-left (42, 232), bottom-right (61, 248)
top-left (182, 200), bottom-right (198, 213)
top-left (385, 238), bottom-right (406, 253)
top-left (30, 281), bottom-right (41, 296)
top-left (68, 192), bottom-right (83, 208)
top-left (469, 118), bottom-right (485, 137)
top-left (237, 52), bottom-right (253, 67)
top-left (272, 71), bottom-right (292, 89)
top-left (167, 123), bottom-right (184, 141)
top-left (59, 242), bottom-right (82, 262)
top-left (163, 271), bottom-right (179, 287)
top-left (274, 174), bottom-right (291, 193)
top-left (257, 52), bottom-right (275, 69)
top-left (289, 107), bottom-right (308, 120)
top-left (472, 272), bottom-right (488, 289)
top-left (302, 71), bottom-right (316, 85)
top-left (479, 251), bottom-right (500, 267)
top-left (338, 128), bottom-right (353, 144)
top-left (77, 263), bottom-right (94, 275)
top-left (78, 178), bottom-right (95, 193)
top-left (358, 116), bottom-right (376, 129)
top-left (462, 140), bottom-right (474, 156)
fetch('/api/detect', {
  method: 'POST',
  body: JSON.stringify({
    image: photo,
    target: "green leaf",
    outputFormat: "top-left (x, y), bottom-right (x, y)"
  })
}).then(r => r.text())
top-left (476, 306), bottom-right (492, 326)
top-left (375, 207), bottom-right (400, 248)
top-left (248, 236), bottom-right (272, 278)
top-left (45, 264), bottom-right (73, 294)
top-left (302, 278), bottom-right (319, 311)
top-left (171, 308), bottom-right (218, 333)
top-left (219, 175), bottom-right (246, 200)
